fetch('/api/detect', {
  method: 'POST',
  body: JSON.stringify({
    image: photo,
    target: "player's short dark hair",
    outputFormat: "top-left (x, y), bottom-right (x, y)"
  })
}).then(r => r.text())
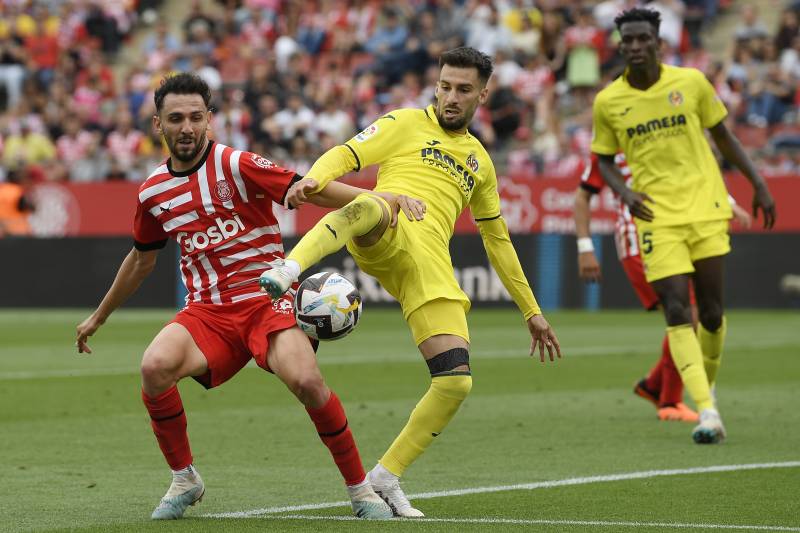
top-left (439, 47), bottom-right (494, 85)
top-left (154, 73), bottom-right (212, 112)
top-left (614, 7), bottom-right (661, 35)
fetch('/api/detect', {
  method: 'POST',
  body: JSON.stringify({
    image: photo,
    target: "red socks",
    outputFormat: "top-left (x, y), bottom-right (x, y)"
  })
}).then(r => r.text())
top-left (306, 391), bottom-right (366, 486)
top-left (644, 335), bottom-right (684, 406)
top-left (142, 386), bottom-right (193, 471)
top-left (659, 336), bottom-right (684, 406)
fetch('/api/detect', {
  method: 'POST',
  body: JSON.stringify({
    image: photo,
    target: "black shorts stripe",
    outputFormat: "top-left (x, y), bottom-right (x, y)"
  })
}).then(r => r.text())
top-left (580, 182), bottom-right (601, 195)
top-left (134, 239), bottom-right (168, 251)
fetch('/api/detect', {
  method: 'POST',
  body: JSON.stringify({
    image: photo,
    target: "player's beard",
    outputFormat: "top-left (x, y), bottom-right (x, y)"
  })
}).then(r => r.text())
top-left (169, 132), bottom-right (207, 163)
top-left (435, 103), bottom-right (475, 132)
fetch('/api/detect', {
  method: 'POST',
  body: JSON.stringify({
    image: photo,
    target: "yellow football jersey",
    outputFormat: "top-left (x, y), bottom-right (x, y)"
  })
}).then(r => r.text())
top-left (591, 64), bottom-right (732, 227)
top-left (344, 105), bottom-right (500, 237)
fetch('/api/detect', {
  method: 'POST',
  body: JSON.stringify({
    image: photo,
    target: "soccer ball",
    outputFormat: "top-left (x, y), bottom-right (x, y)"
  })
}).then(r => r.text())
top-left (294, 272), bottom-right (362, 341)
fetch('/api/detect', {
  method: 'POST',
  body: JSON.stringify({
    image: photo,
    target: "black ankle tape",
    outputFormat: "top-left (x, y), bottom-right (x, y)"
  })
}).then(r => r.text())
top-left (426, 348), bottom-right (470, 376)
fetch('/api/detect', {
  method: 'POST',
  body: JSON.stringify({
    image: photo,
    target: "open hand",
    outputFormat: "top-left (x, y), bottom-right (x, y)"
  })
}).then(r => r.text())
top-left (76, 314), bottom-right (104, 354)
top-left (527, 315), bottom-right (561, 363)
top-left (578, 251), bottom-right (602, 282)
top-left (374, 192), bottom-right (426, 227)
top-left (752, 185), bottom-right (776, 229)
top-left (621, 189), bottom-right (655, 222)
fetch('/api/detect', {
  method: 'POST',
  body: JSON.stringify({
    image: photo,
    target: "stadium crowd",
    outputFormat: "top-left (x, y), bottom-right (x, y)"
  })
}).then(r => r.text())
top-left (1, 0), bottom-right (799, 186)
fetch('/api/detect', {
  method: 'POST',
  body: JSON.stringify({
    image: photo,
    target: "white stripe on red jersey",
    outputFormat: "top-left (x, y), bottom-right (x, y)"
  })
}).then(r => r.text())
top-left (580, 152), bottom-right (639, 260)
top-left (133, 141), bottom-right (298, 305)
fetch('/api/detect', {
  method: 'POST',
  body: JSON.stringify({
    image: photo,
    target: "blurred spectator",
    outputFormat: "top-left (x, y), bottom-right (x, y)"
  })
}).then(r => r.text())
top-left (564, 6), bottom-right (604, 99)
top-left (747, 63), bottom-right (795, 127)
top-left (0, 36), bottom-right (27, 110)
top-left (0, 170), bottom-right (34, 237)
top-left (775, 9), bottom-right (800, 51)
top-left (70, 131), bottom-right (111, 182)
top-left (2, 119), bottom-right (55, 172)
top-left (466, 4), bottom-right (513, 57)
top-left (273, 93), bottom-right (316, 145)
top-left (735, 4), bottom-right (770, 41)
top-left (313, 95), bottom-right (354, 145)
top-left (106, 110), bottom-right (149, 180)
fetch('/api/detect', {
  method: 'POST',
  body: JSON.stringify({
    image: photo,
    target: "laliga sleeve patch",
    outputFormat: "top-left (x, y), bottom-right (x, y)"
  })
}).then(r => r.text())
top-left (354, 123), bottom-right (379, 142)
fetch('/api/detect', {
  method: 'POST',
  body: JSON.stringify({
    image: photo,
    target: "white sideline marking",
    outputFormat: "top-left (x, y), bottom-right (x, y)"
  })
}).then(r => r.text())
top-left (204, 461), bottom-right (800, 519)
top-left (1, 338), bottom-right (796, 380)
top-left (230, 514), bottom-right (800, 531)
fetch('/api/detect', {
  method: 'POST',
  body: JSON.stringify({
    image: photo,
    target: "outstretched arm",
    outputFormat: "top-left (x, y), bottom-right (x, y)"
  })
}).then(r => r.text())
top-left (573, 186), bottom-right (601, 282)
top-left (477, 216), bottom-right (561, 362)
top-left (708, 121), bottom-right (776, 229)
top-left (294, 178), bottom-right (426, 227)
top-left (76, 247), bottom-right (159, 353)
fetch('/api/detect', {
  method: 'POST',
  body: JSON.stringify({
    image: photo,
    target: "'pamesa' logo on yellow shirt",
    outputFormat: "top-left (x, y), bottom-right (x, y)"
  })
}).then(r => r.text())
top-left (420, 146), bottom-right (477, 197)
top-left (626, 114), bottom-right (687, 139)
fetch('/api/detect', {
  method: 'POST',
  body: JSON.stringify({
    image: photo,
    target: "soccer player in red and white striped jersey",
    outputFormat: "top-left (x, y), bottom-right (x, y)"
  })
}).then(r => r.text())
top-left (75, 74), bottom-right (419, 521)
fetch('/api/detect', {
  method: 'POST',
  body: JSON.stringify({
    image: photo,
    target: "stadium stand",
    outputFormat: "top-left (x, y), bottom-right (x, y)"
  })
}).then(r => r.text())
top-left (0, 0), bottom-right (798, 186)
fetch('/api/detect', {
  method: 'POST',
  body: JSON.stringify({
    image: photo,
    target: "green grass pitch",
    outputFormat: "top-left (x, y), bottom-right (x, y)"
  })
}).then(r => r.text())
top-left (1, 308), bottom-right (798, 532)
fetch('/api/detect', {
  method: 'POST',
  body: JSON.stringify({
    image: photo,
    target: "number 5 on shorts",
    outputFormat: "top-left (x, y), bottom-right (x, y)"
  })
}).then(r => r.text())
top-left (642, 231), bottom-right (653, 254)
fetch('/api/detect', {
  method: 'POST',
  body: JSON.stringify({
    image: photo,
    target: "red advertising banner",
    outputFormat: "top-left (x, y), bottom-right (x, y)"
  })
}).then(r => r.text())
top-left (24, 174), bottom-right (800, 237)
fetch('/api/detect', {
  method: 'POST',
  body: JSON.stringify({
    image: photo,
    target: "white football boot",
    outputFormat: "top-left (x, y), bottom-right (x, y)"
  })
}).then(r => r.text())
top-left (259, 259), bottom-right (295, 299)
top-left (367, 465), bottom-right (424, 518)
top-left (691, 408), bottom-right (727, 444)
top-left (151, 465), bottom-right (205, 520)
top-left (347, 480), bottom-right (393, 519)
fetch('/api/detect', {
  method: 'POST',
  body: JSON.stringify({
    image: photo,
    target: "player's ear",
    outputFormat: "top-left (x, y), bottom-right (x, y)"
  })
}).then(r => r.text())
top-left (152, 114), bottom-right (162, 136)
top-left (478, 85), bottom-right (489, 105)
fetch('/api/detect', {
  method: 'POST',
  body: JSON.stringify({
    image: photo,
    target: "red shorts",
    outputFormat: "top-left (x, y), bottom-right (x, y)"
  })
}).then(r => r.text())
top-left (620, 255), bottom-right (696, 311)
top-left (171, 294), bottom-right (299, 389)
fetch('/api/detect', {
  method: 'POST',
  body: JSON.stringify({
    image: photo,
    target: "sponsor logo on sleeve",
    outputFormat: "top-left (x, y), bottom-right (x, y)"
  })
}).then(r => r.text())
top-left (354, 124), bottom-right (379, 142)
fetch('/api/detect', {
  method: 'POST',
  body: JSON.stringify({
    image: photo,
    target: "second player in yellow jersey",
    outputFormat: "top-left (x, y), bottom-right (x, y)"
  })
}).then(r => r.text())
top-left (259, 47), bottom-right (561, 518)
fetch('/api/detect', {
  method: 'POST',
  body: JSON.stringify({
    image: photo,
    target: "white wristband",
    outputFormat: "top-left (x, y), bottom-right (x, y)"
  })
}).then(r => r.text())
top-left (577, 237), bottom-right (595, 253)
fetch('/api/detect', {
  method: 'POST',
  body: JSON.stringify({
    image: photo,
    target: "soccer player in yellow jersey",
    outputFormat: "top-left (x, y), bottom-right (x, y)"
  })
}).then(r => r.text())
top-left (260, 47), bottom-right (561, 516)
top-left (591, 8), bottom-right (776, 444)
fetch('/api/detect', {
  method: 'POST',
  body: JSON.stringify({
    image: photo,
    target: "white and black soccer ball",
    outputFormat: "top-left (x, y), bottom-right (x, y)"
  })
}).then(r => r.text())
top-left (294, 272), bottom-right (362, 341)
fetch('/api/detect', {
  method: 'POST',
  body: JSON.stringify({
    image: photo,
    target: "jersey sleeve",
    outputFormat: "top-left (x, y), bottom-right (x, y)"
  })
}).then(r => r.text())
top-left (590, 93), bottom-right (618, 156)
top-left (133, 199), bottom-right (168, 250)
top-left (343, 111), bottom-right (410, 169)
top-left (695, 70), bottom-right (728, 128)
top-left (238, 151), bottom-right (299, 204)
top-left (469, 158), bottom-right (501, 221)
top-left (579, 153), bottom-right (605, 193)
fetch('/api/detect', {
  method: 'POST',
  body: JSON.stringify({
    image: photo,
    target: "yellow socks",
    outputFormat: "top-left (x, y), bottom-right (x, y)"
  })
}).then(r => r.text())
top-left (698, 316), bottom-right (726, 388)
top-left (379, 374), bottom-right (472, 477)
top-left (666, 324), bottom-right (714, 411)
top-left (287, 194), bottom-right (384, 271)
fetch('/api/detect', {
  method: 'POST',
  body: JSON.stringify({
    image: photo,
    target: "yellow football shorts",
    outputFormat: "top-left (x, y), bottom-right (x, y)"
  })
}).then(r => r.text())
top-left (346, 213), bottom-right (470, 340)
top-left (638, 219), bottom-right (730, 282)
top-left (406, 298), bottom-right (470, 346)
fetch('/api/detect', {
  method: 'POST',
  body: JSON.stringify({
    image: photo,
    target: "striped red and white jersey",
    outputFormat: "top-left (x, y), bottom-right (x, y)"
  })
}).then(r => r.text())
top-left (134, 141), bottom-right (298, 306)
top-left (579, 152), bottom-right (640, 260)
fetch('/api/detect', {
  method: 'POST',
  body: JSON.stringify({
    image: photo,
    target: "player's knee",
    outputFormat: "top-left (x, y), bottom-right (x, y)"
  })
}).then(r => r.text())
top-left (140, 348), bottom-right (180, 385)
top-left (699, 306), bottom-right (723, 332)
top-left (286, 371), bottom-right (327, 405)
top-left (662, 300), bottom-right (691, 326)
top-left (433, 374), bottom-right (473, 400)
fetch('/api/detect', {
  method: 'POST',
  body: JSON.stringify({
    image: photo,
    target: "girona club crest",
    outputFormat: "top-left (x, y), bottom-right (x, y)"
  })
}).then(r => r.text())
top-left (214, 180), bottom-right (234, 202)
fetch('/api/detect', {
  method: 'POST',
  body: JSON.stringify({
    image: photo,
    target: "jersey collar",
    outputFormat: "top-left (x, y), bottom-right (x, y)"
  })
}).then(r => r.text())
top-left (167, 140), bottom-right (215, 177)
top-left (425, 104), bottom-right (472, 138)
top-left (621, 63), bottom-right (666, 92)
